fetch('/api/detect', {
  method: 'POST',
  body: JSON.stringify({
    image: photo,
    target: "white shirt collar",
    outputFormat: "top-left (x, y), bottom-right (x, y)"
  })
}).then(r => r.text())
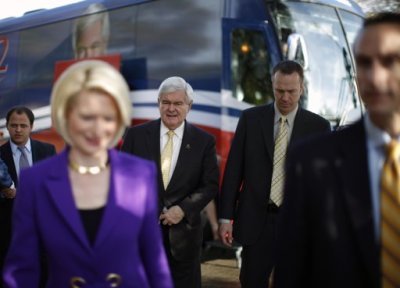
top-left (160, 121), bottom-right (185, 139)
top-left (363, 113), bottom-right (400, 149)
top-left (273, 102), bottom-right (298, 127)
top-left (10, 138), bottom-right (32, 155)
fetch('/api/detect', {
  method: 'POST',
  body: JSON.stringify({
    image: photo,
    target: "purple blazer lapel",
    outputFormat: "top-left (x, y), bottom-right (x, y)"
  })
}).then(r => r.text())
top-left (95, 149), bottom-right (160, 249)
top-left (45, 149), bottom-right (142, 252)
top-left (45, 150), bottom-right (91, 251)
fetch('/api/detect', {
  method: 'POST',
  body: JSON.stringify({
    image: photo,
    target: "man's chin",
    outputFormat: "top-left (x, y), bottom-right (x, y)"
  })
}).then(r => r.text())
top-left (164, 121), bottom-right (178, 130)
top-left (11, 138), bottom-right (24, 145)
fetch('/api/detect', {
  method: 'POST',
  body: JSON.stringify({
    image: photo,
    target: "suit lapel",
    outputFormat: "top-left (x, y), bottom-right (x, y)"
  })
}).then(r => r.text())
top-left (46, 150), bottom-right (91, 252)
top-left (146, 120), bottom-right (163, 194)
top-left (290, 108), bottom-right (305, 144)
top-left (258, 104), bottom-right (275, 160)
top-left (148, 120), bottom-right (161, 172)
top-left (31, 139), bottom-right (38, 163)
top-left (290, 108), bottom-right (313, 145)
top-left (337, 122), bottom-right (379, 285)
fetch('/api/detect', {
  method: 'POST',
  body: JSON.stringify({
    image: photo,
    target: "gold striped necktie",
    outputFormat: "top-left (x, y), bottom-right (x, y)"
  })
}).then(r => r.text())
top-left (161, 130), bottom-right (174, 189)
top-left (270, 116), bottom-right (288, 206)
top-left (381, 140), bottom-right (400, 288)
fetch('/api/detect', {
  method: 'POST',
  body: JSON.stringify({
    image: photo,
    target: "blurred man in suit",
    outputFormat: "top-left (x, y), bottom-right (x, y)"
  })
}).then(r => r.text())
top-left (275, 12), bottom-right (400, 288)
top-left (218, 60), bottom-right (331, 288)
top-left (121, 76), bottom-right (219, 288)
top-left (0, 106), bottom-right (56, 283)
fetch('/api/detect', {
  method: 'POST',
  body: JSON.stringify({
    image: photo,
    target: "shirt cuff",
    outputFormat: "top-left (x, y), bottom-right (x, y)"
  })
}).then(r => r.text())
top-left (218, 218), bottom-right (231, 224)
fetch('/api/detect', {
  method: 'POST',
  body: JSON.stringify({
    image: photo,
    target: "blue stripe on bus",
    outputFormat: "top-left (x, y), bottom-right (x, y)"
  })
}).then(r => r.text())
top-left (133, 103), bottom-right (242, 118)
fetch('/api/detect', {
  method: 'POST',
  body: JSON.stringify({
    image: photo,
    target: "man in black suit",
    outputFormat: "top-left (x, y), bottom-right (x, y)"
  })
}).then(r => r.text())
top-left (121, 76), bottom-right (219, 288)
top-left (0, 106), bottom-right (56, 282)
top-left (218, 60), bottom-right (331, 288)
top-left (274, 12), bottom-right (400, 288)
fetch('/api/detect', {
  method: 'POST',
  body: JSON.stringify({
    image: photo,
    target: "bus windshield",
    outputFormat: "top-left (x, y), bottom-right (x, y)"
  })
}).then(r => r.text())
top-left (270, 1), bottom-right (363, 124)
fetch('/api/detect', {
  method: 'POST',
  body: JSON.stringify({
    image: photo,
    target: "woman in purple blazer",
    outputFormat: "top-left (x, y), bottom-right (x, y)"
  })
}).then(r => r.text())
top-left (3, 60), bottom-right (173, 288)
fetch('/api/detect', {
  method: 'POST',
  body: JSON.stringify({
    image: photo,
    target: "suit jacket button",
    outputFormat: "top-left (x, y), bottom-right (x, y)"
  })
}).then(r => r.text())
top-left (106, 273), bottom-right (122, 287)
top-left (70, 276), bottom-right (86, 288)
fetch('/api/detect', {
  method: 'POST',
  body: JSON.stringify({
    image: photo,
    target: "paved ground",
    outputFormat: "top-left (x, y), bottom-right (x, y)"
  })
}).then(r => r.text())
top-left (201, 241), bottom-right (241, 288)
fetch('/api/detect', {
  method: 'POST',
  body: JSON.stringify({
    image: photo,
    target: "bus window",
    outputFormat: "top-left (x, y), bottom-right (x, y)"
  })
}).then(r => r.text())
top-left (230, 29), bottom-right (273, 106)
top-left (338, 10), bottom-right (363, 58)
top-left (286, 33), bottom-right (308, 69)
top-left (268, 1), bottom-right (363, 124)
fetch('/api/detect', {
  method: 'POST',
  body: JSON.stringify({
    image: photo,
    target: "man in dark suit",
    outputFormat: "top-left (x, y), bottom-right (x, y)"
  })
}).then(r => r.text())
top-left (0, 106), bottom-right (56, 282)
top-left (274, 12), bottom-right (400, 288)
top-left (218, 60), bottom-right (331, 288)
top-left (121, 76), bottom-right (219, 288)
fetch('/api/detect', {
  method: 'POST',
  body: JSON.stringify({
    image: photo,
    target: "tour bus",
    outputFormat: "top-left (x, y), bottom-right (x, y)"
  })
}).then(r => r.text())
top-left (0, 0), bottom-right (364, 171)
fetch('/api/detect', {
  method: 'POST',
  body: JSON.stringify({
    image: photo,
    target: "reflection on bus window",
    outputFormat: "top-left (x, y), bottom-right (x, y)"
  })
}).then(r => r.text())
top-left (72, 3), bottom-right (110, 59)
top-left (339, 10), bottom-right (363, 58)
top-left (231, 29), bottom-right (273, 106)
top-left (268, 1), bottom-right (363, 124)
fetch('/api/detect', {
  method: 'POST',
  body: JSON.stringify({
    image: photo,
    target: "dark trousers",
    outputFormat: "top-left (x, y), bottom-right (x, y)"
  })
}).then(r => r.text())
top-left (162, 225), bottom-right (201, 288)
top-left (240, 208), bottom-right (279, 288)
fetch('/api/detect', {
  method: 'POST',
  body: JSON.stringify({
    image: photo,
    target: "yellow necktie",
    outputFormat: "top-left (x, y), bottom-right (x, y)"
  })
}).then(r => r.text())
top-left (161, 130), bottom-right (174, 189)
top-left (270, 116), bottom-right (288, 206)
top-left (381, 140), bottom-right (400, 288)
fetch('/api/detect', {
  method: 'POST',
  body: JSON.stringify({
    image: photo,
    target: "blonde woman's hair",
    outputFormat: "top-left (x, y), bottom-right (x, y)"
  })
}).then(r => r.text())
top-left (51, 60), bottom-right (131, 147)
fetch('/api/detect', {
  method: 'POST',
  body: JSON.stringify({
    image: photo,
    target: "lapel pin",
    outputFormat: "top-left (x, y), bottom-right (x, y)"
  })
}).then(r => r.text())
top-left (186, 144), bottom-right (191, 150)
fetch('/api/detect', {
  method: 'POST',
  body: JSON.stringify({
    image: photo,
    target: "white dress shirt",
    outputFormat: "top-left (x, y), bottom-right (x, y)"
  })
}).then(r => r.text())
top-left (160, 121), bottom-right (184, 184)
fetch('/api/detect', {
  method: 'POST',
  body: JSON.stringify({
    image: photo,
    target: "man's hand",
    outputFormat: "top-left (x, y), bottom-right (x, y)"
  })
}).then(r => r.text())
top-left (159, 205), bottom-right (185, 226)
top-left (1, 187), bottom-right (16, 199)
top-left (219, 222), bottom-right (234, 247)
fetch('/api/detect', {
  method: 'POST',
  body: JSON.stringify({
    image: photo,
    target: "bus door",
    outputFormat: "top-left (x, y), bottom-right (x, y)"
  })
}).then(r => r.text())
top-left (220, 18), bottom-right (280, 168)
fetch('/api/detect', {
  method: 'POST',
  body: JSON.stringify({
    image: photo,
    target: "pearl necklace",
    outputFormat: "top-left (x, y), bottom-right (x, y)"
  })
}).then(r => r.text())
top-left (69, 161), bottom-right (108, 175)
